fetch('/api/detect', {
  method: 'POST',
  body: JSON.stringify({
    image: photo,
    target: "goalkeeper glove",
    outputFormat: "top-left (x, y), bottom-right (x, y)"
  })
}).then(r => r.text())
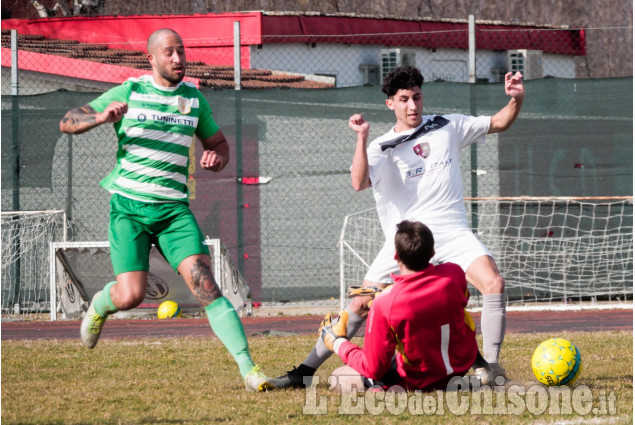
top-left (319, 310), bottom-right (349, 352)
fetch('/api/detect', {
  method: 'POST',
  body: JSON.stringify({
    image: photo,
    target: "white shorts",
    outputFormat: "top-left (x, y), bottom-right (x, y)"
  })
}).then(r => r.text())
top-left (364, 224), bottom-right (492, 284)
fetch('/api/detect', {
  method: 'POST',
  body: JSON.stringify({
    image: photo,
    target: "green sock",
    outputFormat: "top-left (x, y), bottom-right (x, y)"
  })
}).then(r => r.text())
top-left (93, 281), bottom-right (118, 317)
top-left (205, 297), bottom-right (255, 378)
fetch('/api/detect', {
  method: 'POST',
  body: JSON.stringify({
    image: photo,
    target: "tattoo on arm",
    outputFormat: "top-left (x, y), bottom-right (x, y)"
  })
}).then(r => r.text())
top-left (60, 105), bottom-right (98, 134)
top-left (189, 258), bottom-right (222, 305)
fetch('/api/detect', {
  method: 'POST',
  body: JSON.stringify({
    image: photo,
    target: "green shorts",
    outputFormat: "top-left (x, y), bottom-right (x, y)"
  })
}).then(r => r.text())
top-left (108, 193), bottom-right (210, 276)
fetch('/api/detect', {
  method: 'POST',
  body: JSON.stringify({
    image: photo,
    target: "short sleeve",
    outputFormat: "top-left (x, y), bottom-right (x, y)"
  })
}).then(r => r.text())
top-left (446, 114), bottom-right (491, 149)
top-left (367, 142), bottom-right (388, 186)
top-left (195, 93), bottom-right (220, 140)
top-left (88, 81), bottom-right (132, 113)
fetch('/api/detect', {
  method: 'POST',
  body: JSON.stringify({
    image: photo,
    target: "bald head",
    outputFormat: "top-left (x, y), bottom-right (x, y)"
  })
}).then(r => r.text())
top-left (147, 28), bottom-right (182, 54)
top-left (146, 28), bottom-right (186, 87)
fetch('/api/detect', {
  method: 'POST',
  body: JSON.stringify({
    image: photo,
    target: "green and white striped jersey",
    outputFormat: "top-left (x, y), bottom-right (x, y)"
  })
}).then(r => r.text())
top-left (89, 75), bottom-right (219, 203)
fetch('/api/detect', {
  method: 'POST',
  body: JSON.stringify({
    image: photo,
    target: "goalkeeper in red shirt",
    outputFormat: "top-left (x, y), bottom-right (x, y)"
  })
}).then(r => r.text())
top-left (320, 220), bottom-right (486, 391)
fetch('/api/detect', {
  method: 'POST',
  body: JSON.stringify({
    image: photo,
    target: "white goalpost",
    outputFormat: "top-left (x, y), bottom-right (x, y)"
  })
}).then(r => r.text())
top-left (1, 210), bottom-right (67, 318)
top-left (0, 208), bottom-right (251, 320)
top-left (339, 196), bottom-right (634, 310)
top-left (49, 239), bottom-right (252, 321)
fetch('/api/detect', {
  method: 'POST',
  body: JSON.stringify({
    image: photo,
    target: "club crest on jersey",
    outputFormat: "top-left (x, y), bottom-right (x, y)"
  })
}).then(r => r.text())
top-left (177, 96), bottom-right (192, 114)
top-left (413, 142), bottom-right (430, 158)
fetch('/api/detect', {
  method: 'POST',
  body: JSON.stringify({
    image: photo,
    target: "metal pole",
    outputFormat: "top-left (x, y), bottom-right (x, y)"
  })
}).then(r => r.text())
top-left (468, 15), bottom-right (476, 83)
top-left (10, 30), bottom-right (22, 311)
top-left (11, 29), bottom-right (20, 211)
top-left (66, 134), bottom-right (73, 231)
top-left (49, 242), bottom-right (57, 321)
top-left (233, 21), bottom-right (245, 274)
top-left (11, 30), bottom-right (18, 96)
top-left (234, 21), bottom-right (241, 91)
top-left (468, 16), bottom-right (479, 229)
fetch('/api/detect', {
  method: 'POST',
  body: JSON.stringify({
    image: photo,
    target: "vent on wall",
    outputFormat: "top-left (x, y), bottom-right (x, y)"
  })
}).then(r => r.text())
top-left (380, 49), bottom-right (416, 82)
top-left (507, 50), bottom-right (543, 80)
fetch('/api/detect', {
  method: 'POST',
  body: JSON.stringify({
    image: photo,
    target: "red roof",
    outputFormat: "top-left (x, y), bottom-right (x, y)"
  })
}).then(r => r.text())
top-left (0, 12), bottom-right (586, 89)
top-left (1, 12), bottom-right (586, 56)
top-left (0, 30), bottom-right (335, 89)
top-left (261, 15), bottom-right (585, 55)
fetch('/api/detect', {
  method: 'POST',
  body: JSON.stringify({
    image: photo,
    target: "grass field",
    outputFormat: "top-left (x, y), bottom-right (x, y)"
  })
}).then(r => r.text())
top-left (2, 330), bottom-right (632, 424)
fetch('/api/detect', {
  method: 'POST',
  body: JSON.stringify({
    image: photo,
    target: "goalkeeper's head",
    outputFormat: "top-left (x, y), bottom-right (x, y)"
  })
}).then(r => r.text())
top-left (394, 220), bottom-right (435, 271)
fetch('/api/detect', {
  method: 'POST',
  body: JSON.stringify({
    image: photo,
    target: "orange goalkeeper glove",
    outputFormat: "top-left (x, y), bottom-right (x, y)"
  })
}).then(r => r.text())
top-left (319, 310), bottom-right (349, 352)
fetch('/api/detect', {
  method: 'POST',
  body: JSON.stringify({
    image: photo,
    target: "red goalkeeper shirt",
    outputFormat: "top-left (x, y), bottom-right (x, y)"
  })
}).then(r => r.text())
top-left (337, 263), bottom-right (478, 391)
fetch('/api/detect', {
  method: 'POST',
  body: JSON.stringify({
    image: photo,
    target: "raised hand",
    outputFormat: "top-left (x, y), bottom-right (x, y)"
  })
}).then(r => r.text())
top-left (504, 71), bottom-right (525, 100)
top-left (349, 113), bottom-right (370, 137)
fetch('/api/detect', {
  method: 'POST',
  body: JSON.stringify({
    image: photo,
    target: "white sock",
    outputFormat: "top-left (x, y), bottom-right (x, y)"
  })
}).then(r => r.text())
top-left (302, 308), bottom-right (365, 370)
top-left (481, 293), bottom-right (506, 364)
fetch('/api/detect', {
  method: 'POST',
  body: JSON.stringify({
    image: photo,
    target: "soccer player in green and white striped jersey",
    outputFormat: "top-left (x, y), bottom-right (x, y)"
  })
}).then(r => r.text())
top-left (60, 28), bottom-right (273, 392)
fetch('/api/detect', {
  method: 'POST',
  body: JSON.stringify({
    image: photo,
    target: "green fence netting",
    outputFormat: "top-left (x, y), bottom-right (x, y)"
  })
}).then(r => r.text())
top-left (1, 78), bottom-right (632, 303)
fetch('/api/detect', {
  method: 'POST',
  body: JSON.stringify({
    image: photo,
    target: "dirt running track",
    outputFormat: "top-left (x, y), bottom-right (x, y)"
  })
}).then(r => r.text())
top-left (1, 309), bottom-right (632, 342)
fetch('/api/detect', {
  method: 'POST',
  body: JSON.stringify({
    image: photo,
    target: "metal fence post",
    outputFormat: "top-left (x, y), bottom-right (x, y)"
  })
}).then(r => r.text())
top-left (234, 21), bottom-right (245, 275)
top-left (11, 29), bottom-right (20, 211)
top-left (468, 15), bottom-right (476, 84)
top-left (10, 29), bottom-right (22, 310)
top-left (11, 30), bottom-right (18, 96)
top-left (234, 21), bottom-right (241, 91)
top-left (468, 15), bottom-right (479, 229)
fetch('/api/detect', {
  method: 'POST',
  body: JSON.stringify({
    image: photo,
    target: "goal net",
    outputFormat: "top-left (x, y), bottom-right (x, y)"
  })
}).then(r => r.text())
top-left (339, 197), bottom-right (633, 309)
top-left (1, 210), bottom-right (67, 318)
top-left (50, 239), bottom-right (251, 320)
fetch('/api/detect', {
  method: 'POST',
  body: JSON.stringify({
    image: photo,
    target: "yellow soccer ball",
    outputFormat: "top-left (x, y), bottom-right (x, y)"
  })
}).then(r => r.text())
top-left (531, 337), bottom-right (582, 386)
top-left (157, 300), bottom-right (181, 319)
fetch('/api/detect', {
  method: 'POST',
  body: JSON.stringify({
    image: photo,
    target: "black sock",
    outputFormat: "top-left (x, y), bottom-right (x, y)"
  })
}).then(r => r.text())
top-left (296, 364), bottom-right (317, 376)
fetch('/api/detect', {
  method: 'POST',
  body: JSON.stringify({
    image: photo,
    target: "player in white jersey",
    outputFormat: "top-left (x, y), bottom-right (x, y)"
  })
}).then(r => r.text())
top-left (60, 28), bottom-right (273, 392)
top-left (271, 66), bottom-right (524, 389)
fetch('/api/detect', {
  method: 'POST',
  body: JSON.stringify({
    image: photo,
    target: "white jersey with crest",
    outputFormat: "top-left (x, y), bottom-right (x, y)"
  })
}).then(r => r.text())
top-left (367, 114), bottom-right (491, 243)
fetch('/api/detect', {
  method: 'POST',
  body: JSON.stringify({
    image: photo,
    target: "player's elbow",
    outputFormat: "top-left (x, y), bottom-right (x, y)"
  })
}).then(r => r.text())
top-left (351, 178), bottom-right (370, 192)
top-left (488, 118), bottom-right (513, 134)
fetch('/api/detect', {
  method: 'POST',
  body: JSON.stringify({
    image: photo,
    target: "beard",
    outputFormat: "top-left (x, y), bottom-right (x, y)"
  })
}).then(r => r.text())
top-left (159, 66), bottom-right (185, 85)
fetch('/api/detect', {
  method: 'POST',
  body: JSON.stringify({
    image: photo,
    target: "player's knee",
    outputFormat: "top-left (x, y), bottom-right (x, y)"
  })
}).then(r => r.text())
top-left (488, 275), bottom-right (505, 294)
top-left (112, 286), bottom-right (145, 310)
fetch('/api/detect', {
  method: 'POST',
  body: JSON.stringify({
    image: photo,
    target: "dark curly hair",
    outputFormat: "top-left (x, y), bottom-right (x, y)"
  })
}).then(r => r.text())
top-left (394, 220), bottom-right (435, 271)
top-left (381, 66), bottom-right (424, 97)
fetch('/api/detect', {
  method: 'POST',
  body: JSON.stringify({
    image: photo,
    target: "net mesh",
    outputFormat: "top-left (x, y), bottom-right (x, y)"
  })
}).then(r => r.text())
top-left (340, 198), bottom-right (633, 307)
top-left (1, 211), bottom-right (66, 316)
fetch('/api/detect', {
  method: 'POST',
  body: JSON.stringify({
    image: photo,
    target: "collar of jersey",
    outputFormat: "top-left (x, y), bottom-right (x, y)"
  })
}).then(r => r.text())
top-left (379, 115), bottom-right (450, 151)
top-left (142, 74), bottom-right (183, 92)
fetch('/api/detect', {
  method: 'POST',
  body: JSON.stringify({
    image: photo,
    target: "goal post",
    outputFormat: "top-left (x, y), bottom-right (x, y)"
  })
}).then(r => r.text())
top-left (50, 239), bottom-right (252, 320)
top-left (1, 210), bottom-right (67, 318)
top-left (339, 197), bottom-right (633, 310)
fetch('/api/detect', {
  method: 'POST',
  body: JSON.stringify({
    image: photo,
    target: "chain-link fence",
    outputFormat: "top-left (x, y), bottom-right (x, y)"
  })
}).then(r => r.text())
top-left (1, 19), bottom-right (632, 308)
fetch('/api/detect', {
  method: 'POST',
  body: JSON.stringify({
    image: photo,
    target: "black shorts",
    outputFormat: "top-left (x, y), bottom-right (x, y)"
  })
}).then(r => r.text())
top-left (362, 357), bottom-right (402, 389)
